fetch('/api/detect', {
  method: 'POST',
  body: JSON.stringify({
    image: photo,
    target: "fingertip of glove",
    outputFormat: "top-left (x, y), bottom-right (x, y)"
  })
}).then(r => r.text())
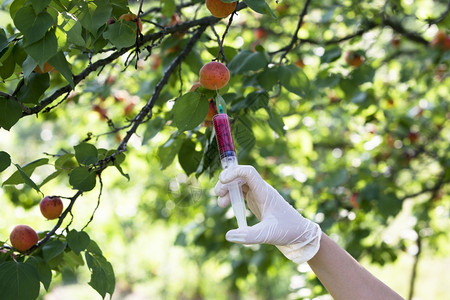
top-left (217, 196), bottom-right (230, 208)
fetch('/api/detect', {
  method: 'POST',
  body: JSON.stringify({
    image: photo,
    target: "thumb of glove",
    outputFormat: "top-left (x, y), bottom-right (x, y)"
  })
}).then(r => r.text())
top-left (225, 222), bottom-right (273, 244)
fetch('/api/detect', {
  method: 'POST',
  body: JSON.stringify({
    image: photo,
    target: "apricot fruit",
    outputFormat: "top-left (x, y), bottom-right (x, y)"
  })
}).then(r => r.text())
top-left (34, 62), bottom-right (54, 73)
top-left (119, 13), bottom-right (143, 32)
top-left (205, 101), bottom-right (218, 122)
top-left (189, 81), bottom-right (202, 92)
top-left (206, 0), bottom-right (237, 18)
top-left (199, 61), bottom-right (230, 90)
top-left (40, 196), bottom-right (64, 220)
top-left (345, 51), bottom-right (364, 67)
top-left (10, 225), bottom-right (39, 252)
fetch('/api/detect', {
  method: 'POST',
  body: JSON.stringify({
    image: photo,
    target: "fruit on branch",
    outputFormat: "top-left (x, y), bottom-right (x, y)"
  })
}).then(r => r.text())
top-left (205, 100), bottom-right (218, 122)
top-left (10, 225), bottom-right (39, 252)
top-left (254, 28), bottom-right (268, 39)
top-left (430, 31), bottom-right (450, 50)
top-left (92, 104), bottom-right (108, 120)
top-left (345, 51), bottom-right (364, 67)
top-left (206, 0), bottom-right (237, 18)
top-left (391, 37), bottom-right (401, 48)
top-left (407, 132), bottom-right (419, 144)
top-left (170, 13), bottom-right (186, 39)
top-left (294, 59), bottom-right (305, 68)
top-left (199, 61), bottom-right (230, 90)
top-left (34, 62), bottom-right (54, 74)
top-left (40, 196), bottom-right (64, 220)
top-left (119, 13), bottom-right (143, 32)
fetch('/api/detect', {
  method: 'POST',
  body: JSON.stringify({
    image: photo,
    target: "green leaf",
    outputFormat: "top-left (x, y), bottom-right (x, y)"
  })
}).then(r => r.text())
top-left (142, 116), bottom-right (165, 144)
top-left (113, 152), bottom-right (129, 180)
top-left (69, 167), bottom-right (97, 191)
top-left (86, 240), bottom-right (103, 255)
top-left (0, 97), bottom-right (22, 130)
top-left (103, 21), bottom-right (136, 50)
top-left (349, 64), bottom-right (375, 84)
top-left (173, 92), bottom-right (209, 132)
top-left (0, 151), bottom-right (11, 173)
top-left (25, 256), bottom-right (52, 291)
top-left (24, 29), bottom-right (58, 65)
top-left (59, 11), bottom-right (85, 47)
top-left (161, 0), bottom-right (176, 18)
top-left (245, 90), bottom-right (269, 111)
top-left (62, 250), bottom-right (85, 270)
top-left (0, 261), bottom-right (40, 300)
top-left (12, 163), bottom-right (42, 194)
top-left (234, 117), bottom-right (255, 154)
top-left (39, 169), bottom-right (63, 187)
top-left (257, 67), bottom-right (280, 90)
top-left (48, 51), bottom-right (74, 86)
top-left (278, 64), bottom-right (309, 98)
top-left (55, 153), bottom-right (77, 170)
top-left (31, 0), bottom-right (51, 14)
top-left (244, 0), bottom-right (276, 18)
top-left (157, 134), bottom-right (185, 170)
top-left (77, 0), bottom-right (113, 35)
top-left (228, 50), bottom-right (269, 74)
top-left (16, 72), bottom-right (50, 104)
top-left (206, 46), bottom-right (238, 62)
top-left (42, 240), bottom-right (67, 262)
top-left (321, 46), bottom-right (342, 63)
top-left (178, 139), bottom-right (202, 176)
top-left (74, 142), bottom-right (99, 165)
top-left (3, 158), bottom-right (49, 185)
top-left (85, 252), bottom-right (115, 299)
top-left (0, 49), bottom-right (15, 80)
top-left (13, 7), bottom-right (54, 46)
top-left (67, 229), bottom-right (91, 256)
top-left (266, 108), bottom-right (285, 136)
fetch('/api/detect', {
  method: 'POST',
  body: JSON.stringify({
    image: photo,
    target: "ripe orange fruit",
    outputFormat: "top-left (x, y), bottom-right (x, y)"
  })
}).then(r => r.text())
top-left (119, 13), bottom-right (143, 32)
top-left (190, 81), bottom-right (202, 92)
top-left (199, 61), bottom-right (230, 90)
top-left (345, 51), bottom-right (364, 67)
top-left (10, 225), bottom-right (39, 252)
top-left (206, 0), bottom-right (237, 18)
top-left (40, 196), bottom-right (64, 220)
top-left (34, 62), bottom-right (54, 73)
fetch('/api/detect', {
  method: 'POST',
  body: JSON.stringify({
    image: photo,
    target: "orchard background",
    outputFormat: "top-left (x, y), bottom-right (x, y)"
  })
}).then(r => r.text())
top-left (0, 0), bottom-right (449, 299)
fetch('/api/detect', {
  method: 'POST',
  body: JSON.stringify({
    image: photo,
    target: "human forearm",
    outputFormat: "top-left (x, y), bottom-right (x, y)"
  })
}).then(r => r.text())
top-left (308, 233), bottom-right (404, 300)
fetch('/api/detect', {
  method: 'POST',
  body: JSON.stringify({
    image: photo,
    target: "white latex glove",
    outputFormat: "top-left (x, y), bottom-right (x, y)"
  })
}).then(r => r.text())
top-left (215, 165), bottom-right (322, 264)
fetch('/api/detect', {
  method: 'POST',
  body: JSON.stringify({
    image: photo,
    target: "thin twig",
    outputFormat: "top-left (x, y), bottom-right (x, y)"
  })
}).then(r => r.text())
top-left (279, 0), bottom-right (312, 63)
top-left (81, 175), bottom-right (103, 231)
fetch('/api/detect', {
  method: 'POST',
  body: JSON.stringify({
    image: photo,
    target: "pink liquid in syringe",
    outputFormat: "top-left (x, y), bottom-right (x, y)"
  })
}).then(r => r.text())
top-left (213, 113), bottom-right (236, 159)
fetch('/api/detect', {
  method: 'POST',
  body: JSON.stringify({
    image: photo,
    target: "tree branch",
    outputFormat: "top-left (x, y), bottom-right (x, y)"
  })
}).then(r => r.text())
top-left (278, 0), bottom-right (312, 63)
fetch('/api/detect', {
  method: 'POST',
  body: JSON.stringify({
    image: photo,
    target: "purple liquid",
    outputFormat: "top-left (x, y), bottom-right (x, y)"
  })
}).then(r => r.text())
top-left (213, 114), bottom-right (236, 159)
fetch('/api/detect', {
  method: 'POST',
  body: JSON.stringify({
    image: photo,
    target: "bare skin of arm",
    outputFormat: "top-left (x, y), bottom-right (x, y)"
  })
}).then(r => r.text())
top-left (308, 233), bottom-right (404, 300)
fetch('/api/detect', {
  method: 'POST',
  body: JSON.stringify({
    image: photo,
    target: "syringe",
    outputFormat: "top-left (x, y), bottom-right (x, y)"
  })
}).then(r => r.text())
top-left (212, 106), bottom-right (248, 228)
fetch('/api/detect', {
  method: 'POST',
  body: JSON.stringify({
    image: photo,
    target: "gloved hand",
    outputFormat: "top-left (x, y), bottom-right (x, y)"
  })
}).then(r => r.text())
top-left (215, 165), bottom-right (322, 264)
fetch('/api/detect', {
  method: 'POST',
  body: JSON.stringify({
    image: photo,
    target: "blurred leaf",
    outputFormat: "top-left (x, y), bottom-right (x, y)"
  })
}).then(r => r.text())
top-left (234, 117), bottom-right (255, 154)
top-left (142, 117), bottom-right (165, 144)
top-left (278, 64), bottom-right (309, 97)
top-left (321, 46), bottom-right (342, 63)
top-left (244, 0), bottom-right (276, 18)
top-left (158, 134), bottom-right (185, 170)
top-left (161, 0), bottom-right (176, 18)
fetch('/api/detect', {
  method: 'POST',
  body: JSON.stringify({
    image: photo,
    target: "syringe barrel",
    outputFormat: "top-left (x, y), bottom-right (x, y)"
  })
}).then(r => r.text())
top-left (213, 113), bottom-right (236, 160)
top-left (213, 113), bottom-right (248, 228)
